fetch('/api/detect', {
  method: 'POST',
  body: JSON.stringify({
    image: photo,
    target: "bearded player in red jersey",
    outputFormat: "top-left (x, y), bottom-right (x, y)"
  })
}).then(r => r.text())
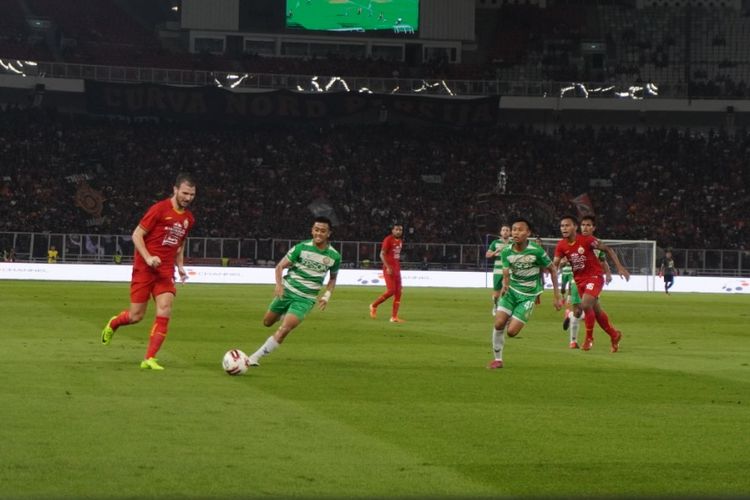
top-left (100, 173), bottom-right (196, 370)
top-left (369, 223), bottom-right (406, 323)
top-left (553, 215), bottom-right (630, 352)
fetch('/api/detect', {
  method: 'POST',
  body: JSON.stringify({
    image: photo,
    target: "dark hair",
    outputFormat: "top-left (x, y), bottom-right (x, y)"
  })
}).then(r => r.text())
top-left (314, 216), bottom-right (333, 229)
top-left (581, 215), bottom-right (596, 224)
top-left (175, 172), bottom-right (195, 188)
top-left (391, 222), bottom-right (404, 228)
top-left (560, 214), bottom-right (578, 225)
top-left (511, 217), bottom-right (533, 233)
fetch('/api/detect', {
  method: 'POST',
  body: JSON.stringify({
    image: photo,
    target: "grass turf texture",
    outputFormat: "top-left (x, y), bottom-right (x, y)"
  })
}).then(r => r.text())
top-left (1, 281), bottom-right (749, 498)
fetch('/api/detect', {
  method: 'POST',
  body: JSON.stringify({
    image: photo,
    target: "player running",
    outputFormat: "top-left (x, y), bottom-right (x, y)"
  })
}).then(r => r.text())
top-left (247, 217), bottom-right (341, 366)
top-left (487, 218), bottom-right (561, 369)
top-left (100, 173), bottom-right (196, 370)
top-left (553, 215), bottom-right (630, 353)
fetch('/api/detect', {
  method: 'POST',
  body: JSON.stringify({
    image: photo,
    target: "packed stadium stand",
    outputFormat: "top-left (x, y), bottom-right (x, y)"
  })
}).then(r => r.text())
top-left (0, 0), bottom-right (748, 262)
top-left (0, 107), bottom-right (747, 251)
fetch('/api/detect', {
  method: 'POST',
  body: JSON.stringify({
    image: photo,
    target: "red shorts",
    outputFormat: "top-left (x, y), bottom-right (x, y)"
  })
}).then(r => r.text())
top-left (130, 266), bottom-right (176, 303)
top-left (574, 275), bottom-right (604, 299)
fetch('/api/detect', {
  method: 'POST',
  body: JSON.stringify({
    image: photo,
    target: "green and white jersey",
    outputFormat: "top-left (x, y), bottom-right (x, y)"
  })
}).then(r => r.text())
top-left (560, 262), bottom-right (573, 280)
top-left (500, 241), bottom-right (552, 297)
top-left (487, 238), bottom-right (512, 275)
top-left (283, 239), bottom-right (341, 301)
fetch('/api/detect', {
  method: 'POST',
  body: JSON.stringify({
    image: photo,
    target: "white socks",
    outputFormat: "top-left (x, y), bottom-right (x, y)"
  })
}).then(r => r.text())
top-left (492, 327), bottom-right (505, 360)
top-left (569, 311), bottom-right (583, 344)
top-left (249, 336), bottom-right (279, 364)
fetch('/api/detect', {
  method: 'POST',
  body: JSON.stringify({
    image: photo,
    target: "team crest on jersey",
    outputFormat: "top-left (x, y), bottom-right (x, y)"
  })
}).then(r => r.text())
top-left (323, 257), bottom-right (332, 266)
top-left (577, 246), bottom-right (585, 254)
top-left (183, 220), bottom-right (189, 229)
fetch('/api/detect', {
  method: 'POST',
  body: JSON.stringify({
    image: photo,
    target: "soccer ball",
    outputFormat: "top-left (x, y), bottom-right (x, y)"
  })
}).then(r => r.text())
top-left (222, 349), bottom-right (249, 376)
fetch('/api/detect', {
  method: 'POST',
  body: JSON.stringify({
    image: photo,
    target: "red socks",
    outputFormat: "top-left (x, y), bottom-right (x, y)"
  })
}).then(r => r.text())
top-left (145, 316), bottom-right (169, 359)
top-left (584, 312), bottom-right (596, 339)
top-left (594, 309), bottom-right (619, 339)
top-left (110, 310), bottom-right (131, 331)
top-left (372, 291), bottom-right (393, 308)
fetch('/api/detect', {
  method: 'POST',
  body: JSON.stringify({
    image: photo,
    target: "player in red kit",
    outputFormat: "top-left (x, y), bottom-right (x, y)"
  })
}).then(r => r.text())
top-left (100, 173), bottom-right (196, 370)
top-left (369, 223), bottom-right (405, 323)
top-left (553, 215), bottom-right (630, 352)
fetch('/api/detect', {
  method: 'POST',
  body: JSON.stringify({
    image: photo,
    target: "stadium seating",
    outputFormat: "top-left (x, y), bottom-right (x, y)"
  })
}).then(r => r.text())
top-left (0, 108), bottom-right (747, 250)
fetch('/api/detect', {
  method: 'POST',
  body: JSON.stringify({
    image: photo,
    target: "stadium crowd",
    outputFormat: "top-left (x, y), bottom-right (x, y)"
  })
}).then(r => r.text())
top-left (1, 107), bottom-right (748, 251)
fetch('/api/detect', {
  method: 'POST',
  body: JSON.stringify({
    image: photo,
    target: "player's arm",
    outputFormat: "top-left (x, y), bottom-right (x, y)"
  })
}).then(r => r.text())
top-left (598, 241), bottom-right (630, 281)
top-left (132, 225), bottom-right (160, 268)
top-left (175, 243), bottom-right (188, 283)
top-left (602, 259), bottom-right (612, 284)
top-left (318, 272), bottom-right (337, 311)
top-left (274, 256), bottom-right (293, 297)
top-left (485, 242), bottom-right (500, 259)
top-left (501, 268), bottom-right (510, 294)
top-left (380, 247), bottom-right (392, 275)
top-left (545, 262), bottom-right (562, 310)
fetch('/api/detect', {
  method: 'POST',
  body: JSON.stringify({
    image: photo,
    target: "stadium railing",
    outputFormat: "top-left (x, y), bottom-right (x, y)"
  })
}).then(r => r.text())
top-left (1, 231), bottom-right (748, 277)
top-left (16, 60), bottom-right (696, 98)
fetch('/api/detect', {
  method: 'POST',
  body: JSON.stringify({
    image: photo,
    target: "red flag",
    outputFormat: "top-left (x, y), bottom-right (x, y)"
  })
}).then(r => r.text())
top-left (571, 193), bottom-right (595, 218)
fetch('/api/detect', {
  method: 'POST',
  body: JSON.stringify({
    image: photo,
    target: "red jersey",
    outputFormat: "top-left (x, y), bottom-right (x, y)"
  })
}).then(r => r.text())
top-left (554, 234), bottom-right (604, 280)
top-left (381, 234), bottom-right (403, 270)
top-left (135, 198), bottom-right (195, 275)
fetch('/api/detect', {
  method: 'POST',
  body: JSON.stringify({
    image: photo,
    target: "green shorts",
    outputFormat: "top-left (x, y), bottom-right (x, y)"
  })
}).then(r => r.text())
top-left (268, 290), bottom-right (316, 320)
top-left (493, 273), bottom-right (503, 291)
top-left (497, 288), bottom-right (537, 324)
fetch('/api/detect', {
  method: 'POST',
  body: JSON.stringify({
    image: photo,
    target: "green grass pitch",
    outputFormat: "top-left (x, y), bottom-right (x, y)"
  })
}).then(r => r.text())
top-left (287, 0), bottom-right (419, 32)
top-left (1, 280), bottom-right (749, 498)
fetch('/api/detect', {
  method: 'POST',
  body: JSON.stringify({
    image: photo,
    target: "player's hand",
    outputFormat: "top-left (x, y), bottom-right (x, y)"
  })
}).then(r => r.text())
top-left (146, 256), bottom-right (161, 268)
top-left (274, 283), bottom-right (284, 298)
top-left (553, 293), bottom-right (563, 311)
top-left (177, 266), bottom-right (188, 283)
top-left (620, 268), bottom-right (631, 281)
top-left (605, 274), bottom-right (612, 285)
top-left (385, 267), bottom-right (392, 275)
top-left (317, 290), bottom-right (331, 311)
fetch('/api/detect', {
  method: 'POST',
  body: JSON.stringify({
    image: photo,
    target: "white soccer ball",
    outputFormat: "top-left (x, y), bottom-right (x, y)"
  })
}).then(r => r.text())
top-left (222, 349), bottom-right (249, 376)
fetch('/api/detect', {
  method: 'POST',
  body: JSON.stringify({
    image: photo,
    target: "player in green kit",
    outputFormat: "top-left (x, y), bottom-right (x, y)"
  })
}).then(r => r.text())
top-left (485, 224), bottom-right (512, 316)
top-left (487, 218), bottom-right (562, 369)
top-left (247, 217), bottom-right (341, 366)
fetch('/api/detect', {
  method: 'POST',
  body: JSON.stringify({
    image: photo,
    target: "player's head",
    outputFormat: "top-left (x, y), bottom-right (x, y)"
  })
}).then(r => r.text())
top-left (391, 223), bottom-right (404, 239)
top-left (311, 217), bottom-right (332, 246)
top-left (665, 249), bottom-right (672, 258)
top-left (580, 215), bottom-right (597, 236)
top-left (510, 217), bottom-right (533, 244)
top-left (499, 224), bottom-right (511, 240)
top-left (559, 215), bottom-right (578, 239)
top-left (173, 172), bottom-right (196, 209)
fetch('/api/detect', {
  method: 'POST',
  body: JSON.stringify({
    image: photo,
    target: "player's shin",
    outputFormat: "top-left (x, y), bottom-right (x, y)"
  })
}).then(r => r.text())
top-left (594, 309), bottom-right (618, 337)
top-left (145, 316), bottom-right (169, 358)
top-left (569, 312), bottom-right (580, 343)
top-left (491, 327), bottom-right (505, 360)
top-left (249, 335), bottom-right (280, 364)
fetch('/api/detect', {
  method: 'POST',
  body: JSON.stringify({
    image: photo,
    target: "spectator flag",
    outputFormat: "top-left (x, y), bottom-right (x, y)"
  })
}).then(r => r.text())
top-left (572, 193), bottom-right (595, 218)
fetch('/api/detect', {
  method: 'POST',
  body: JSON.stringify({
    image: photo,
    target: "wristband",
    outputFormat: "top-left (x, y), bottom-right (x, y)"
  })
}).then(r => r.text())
top-left (321, 291), bottom-right (331, 302)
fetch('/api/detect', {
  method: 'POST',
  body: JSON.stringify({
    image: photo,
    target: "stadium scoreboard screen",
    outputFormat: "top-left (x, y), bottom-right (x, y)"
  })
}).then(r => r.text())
top-left (285, 0), bottom-right (419, 34)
